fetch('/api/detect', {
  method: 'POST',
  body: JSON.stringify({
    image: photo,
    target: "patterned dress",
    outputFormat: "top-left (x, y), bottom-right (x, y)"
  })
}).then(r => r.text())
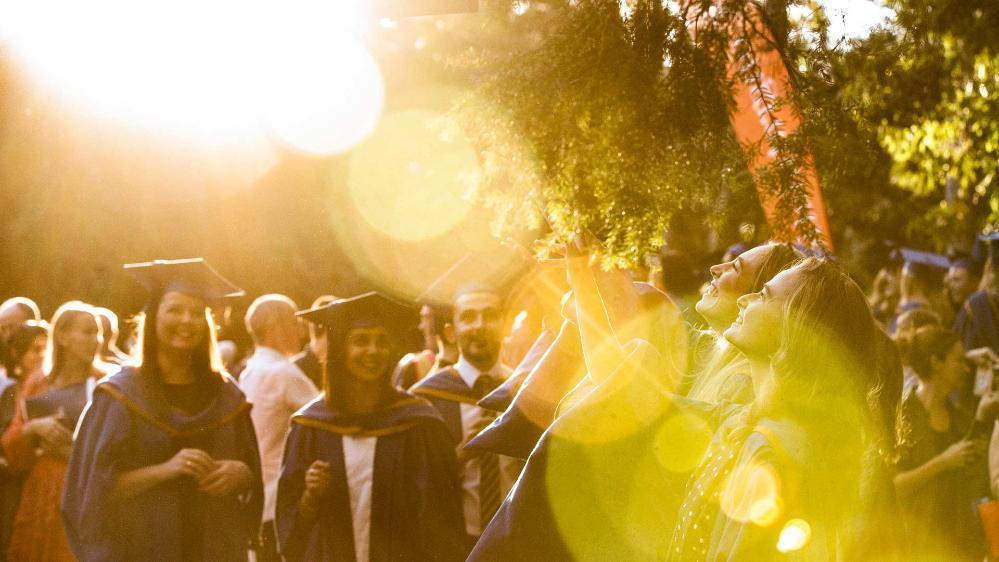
top-left (1, 370), bottom-right (97, 562)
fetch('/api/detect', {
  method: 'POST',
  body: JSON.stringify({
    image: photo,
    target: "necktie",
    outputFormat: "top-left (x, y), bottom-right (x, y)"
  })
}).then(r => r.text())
top-left (473, 374), bottom-right (502, 530)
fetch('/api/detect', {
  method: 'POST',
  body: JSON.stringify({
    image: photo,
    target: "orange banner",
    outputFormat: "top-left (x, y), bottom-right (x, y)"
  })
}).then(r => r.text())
top-left (685, 2), bottom-right (833, 250)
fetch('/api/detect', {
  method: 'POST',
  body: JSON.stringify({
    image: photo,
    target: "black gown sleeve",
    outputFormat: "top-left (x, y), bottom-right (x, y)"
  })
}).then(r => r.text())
top-left (61, 389), bottom-right (133, 561)
top-left (275, 422), bottom-right (317, 561)
top-left (415, 420), bottom-right (467, 562)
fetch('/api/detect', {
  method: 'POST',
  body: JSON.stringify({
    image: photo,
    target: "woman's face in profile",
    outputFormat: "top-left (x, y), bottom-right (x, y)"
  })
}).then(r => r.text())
top-left (696, 245), bottom-right (771, 327)
top-left (343, 326), bottom-right (391, 383)
top-left (156, 291), bottom-right (208, 353)
top-left (724, 266), bottom-right (801, 359)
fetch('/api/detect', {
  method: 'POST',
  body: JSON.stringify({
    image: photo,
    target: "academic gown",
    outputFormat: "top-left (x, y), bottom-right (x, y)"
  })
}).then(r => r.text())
top-left (464, 324), bottom-right (585, 460)
top-left (275, 392), bottom-right (466, 562)
top-left (955, 290), bottom-right (999, 354)
top-left (470, 339), bottom-right (705, 561)
top-left (62, 367), bottom-right (264, 562)
top-left (477, 329), bottom-right (556, 414)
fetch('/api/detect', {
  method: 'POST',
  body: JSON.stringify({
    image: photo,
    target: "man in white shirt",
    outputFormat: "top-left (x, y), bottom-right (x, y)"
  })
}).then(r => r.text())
top-left (239, 294), bottom-right (319, 562)
top-left (410, 287), bottom-right (521, 548)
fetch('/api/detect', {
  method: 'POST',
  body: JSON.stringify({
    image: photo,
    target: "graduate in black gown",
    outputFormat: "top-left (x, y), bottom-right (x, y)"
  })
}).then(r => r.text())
top-left (62, 258), bottom-right (263, 561)
top-left (954, 233), bottom-right (999, 354)
top-left (276, 292), bottom-right (466, 562)
top-left (469, 243), bottom-right (800, 561)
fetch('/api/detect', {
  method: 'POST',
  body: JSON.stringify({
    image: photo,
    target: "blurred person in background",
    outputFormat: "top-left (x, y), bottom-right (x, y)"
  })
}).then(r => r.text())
top-left (217, 340), bottom-right (242, 374)
top-left (955, 233), bottom-right (999, 355)
top-left (393, 304), bottom-right (456, 390)
top-left (240, 294), bottom-right (318, 562)
top-left (894, 325), bottom-right (999, 560)
top-left (944, 255), bottom-right (982, 316)
top-left (3, 302), bottom-right (104, 562)
top-left (0, 320), bottom-right (48, 557)
top-left (892, 307), bottom-right (942, 393)
top-left (870, 263), bottom-right (902, 328)
top-left (93, 306), bottom-right (131, 366)
top-left (0, 298), bottom-right (41, 379)
top-left (890, 249), bottom-right (952, 333)
top-left (294, 295), bottom-right (336, 390)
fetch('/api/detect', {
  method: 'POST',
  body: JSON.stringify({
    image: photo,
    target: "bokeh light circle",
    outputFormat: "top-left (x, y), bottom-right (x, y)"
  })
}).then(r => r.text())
top-left (347, 109), bottom-right (479, 241)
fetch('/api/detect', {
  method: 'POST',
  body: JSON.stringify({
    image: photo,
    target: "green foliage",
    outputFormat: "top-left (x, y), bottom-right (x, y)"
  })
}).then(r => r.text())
top-left (442, 0), bottom-right (997, 264)
top-left (833, 0), bottom-right (999, 245)
top-left (879, 51), bottom-right (999, 226)
top-left (449, 0), bottom-right (785, 266)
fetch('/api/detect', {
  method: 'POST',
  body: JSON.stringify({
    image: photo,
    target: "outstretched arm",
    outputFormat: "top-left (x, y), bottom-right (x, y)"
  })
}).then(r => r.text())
top-left (565, 241), bottom-right (629, 385)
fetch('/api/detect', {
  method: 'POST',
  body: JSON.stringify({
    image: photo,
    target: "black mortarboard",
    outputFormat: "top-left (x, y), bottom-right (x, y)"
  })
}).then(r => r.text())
top-left (124, 258), bottom-right (244, 300)
top-left (979, 231), bottom-right (999, 270)
top-left (898, 248), bottom-right (950, 270)
top-left (296, 292), bottom-right (415, 335)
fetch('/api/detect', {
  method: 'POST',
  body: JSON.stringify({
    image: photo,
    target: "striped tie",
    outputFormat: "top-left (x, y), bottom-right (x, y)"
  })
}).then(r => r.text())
top-left (474, 374), bottom-right (502, 529)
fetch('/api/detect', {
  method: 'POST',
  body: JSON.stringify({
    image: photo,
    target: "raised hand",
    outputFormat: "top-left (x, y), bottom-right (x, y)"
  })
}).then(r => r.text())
top-left (937, 440), bottom-right (981, 471)
top-left (304, 460), bottom-right (333, 500)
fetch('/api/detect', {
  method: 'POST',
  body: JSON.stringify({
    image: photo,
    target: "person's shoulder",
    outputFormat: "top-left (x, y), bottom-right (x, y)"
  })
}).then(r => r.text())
top-left (292, 394), bottom-right (330, 421)
top-left (409, 365), bottom-right (461, 391)
top-left (387, 392), bottom-right (452, 438)
top-left (20, 368), bottom-right (48, 394)
top-left (218, 371), bottom-right (248, 401)
top-left (99, 364), bottom-right (139, 386)
top-left (396, 391), bottom-right (446, 421)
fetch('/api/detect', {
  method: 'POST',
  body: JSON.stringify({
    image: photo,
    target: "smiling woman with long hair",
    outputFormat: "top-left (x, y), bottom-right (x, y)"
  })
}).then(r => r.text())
top-left (3, 302), bottom-right (104, 562)
top-left (275, 292), bottom-right (466, 562)
top-left (467, 242), bottom-right (801, 561)
top-left (665, 258), bottom-right (900, 560)
top-left (62, 259), bottom-right (263, 561)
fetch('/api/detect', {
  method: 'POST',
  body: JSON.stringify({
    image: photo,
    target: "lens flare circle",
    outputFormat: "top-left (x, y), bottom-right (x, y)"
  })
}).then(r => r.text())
top-left (653, 413), bottom-right (713, 473)
top-left (776, 519), bottom-right (812, 553)
top-left (719, 459), bottom-right (783, 526)
top-left (347, 109), bottom-right (479, 242)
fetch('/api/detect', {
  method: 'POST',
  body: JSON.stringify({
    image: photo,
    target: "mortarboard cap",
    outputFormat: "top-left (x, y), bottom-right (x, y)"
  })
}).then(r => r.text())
top-left (979, 231), bottom-right (999, 267)
top-left (898, 248), bottom-right (950, 270)
top-left (297, 292), bottom-right (415, 335)
top-left (124, 258), bottom-right (244, 300)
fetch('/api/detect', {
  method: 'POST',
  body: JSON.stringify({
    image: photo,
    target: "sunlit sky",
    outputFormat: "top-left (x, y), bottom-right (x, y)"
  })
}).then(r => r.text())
top-left (816, 0), bottom-right (895, 43)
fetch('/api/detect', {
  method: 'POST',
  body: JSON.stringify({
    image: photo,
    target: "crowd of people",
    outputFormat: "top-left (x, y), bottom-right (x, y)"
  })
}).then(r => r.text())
top-left (0, 232), bottom-right (997, 561)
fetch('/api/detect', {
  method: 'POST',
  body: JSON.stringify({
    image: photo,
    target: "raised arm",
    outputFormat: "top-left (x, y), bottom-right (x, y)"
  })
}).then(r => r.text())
top-left (565, 244), bottom-right (629, 385)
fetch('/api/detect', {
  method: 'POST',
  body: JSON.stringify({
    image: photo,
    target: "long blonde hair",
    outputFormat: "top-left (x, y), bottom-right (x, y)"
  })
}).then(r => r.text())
top-left (686, 243), bottom-right (801, 403)
top-left (45, 301), bottom-right (102, 384)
